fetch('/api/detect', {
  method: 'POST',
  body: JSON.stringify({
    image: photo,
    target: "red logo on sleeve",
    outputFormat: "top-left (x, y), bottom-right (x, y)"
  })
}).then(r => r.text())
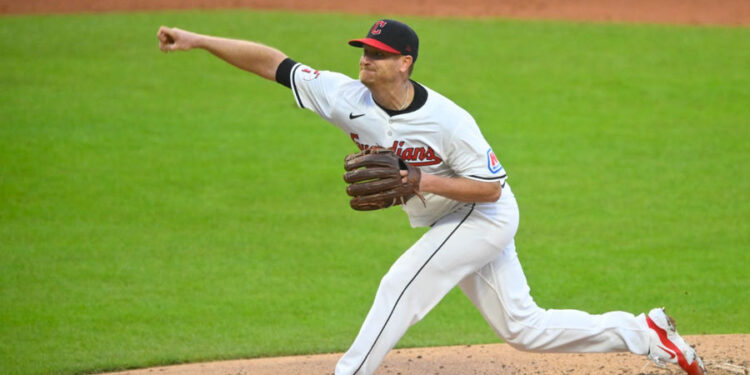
top-left (300, 67), bottom-right (320, 81)
top-left (487, 149), bottom-right (503, 173)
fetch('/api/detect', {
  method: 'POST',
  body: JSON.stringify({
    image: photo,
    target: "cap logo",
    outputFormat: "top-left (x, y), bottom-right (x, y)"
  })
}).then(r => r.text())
top-left (370, 20), bottom-right (387, 35)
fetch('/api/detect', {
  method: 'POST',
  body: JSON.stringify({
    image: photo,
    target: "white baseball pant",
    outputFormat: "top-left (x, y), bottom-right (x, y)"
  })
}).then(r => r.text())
top-left (335, 186), bottom-right (652, 375)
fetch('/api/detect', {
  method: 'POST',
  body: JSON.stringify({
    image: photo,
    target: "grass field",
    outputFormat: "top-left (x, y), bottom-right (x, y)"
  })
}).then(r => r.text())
top-left (1, 9), bottom-right (749, 375)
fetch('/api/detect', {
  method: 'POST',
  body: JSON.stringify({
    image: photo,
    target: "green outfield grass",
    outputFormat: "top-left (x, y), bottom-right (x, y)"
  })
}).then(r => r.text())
top-left (1, 9), bottom-right (749, 375)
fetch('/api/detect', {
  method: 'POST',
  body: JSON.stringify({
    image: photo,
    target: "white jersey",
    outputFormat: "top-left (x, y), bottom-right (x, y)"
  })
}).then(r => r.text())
top-left (287, 63), bottom-right (507, 227)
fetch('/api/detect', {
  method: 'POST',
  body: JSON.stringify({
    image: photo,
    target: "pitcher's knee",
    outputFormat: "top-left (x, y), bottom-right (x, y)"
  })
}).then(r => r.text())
top-left (499, 306), bottom-right (548, 350)
top-left (378, 268), bottom-right (409, 293)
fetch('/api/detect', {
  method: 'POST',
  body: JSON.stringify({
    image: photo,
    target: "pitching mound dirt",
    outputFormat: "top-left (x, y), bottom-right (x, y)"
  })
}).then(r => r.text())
top-left (100, 334), bottom-right (748, 375)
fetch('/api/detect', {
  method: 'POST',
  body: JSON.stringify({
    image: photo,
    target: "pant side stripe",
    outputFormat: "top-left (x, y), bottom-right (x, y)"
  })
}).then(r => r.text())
top-left (353, 204), bottom-right (476, 374)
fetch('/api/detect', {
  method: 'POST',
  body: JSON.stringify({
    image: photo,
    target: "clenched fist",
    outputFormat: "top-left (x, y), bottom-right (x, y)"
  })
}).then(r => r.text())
top-left (157, 26), bottom-right (201, 53)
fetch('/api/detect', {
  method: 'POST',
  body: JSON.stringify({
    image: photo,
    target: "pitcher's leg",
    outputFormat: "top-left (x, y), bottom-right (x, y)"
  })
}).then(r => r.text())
top-left (333, 232), bottom-right (461, 375)
top-left (335, 204), bottom-right (516, 375)
top-left (459, 242), bottom-right (651, 354)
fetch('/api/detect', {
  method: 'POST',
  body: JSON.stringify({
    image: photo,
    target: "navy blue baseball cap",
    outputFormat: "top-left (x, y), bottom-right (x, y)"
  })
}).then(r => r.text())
top-left (349, 19), bottom-right (419, 62)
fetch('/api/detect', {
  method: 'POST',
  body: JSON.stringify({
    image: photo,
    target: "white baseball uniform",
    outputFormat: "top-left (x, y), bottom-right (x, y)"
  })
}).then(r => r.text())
top-left (278, 59), bottom-right (654, 375)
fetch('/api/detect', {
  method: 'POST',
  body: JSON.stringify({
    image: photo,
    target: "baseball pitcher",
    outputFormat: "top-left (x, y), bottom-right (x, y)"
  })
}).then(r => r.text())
top-left (157, 19), bottom-right (706, 375)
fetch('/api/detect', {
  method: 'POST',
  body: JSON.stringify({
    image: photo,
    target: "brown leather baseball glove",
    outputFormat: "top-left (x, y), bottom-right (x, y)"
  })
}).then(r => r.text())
top-left (343, 148), bottom-right (425, 211)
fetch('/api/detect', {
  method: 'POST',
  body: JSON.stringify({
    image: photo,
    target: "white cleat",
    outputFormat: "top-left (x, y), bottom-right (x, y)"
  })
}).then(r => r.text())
top-left (646, 307), bottom-right (707, 375)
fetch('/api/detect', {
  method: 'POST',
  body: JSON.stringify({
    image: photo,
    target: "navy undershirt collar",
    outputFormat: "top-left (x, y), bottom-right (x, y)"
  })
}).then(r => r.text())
top-left (375, 80), bottom-right (428, 117)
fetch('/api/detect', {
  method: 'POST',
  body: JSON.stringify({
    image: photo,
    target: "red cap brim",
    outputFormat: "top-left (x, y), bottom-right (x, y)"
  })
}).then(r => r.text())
top-left (348, 38), bottom-right (401, 55)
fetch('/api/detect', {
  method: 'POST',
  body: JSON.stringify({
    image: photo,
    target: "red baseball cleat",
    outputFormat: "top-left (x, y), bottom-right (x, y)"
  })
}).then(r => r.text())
top-left (646, 307), bottom-right (707, 375)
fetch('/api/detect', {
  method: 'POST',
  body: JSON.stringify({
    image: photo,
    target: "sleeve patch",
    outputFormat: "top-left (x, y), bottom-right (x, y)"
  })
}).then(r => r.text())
top-left (487, 148), bottom-right (503, 174)
top-left (299, 67), bottom-right (320, 81)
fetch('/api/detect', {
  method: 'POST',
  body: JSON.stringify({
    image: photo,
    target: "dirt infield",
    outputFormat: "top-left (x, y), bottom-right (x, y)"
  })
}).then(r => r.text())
top-left (98, 335), bottom-right (749, 375)
top-left (5, 1), bottom-right (748, 374)
top-left (2, 0), bottom-right (750, 26)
